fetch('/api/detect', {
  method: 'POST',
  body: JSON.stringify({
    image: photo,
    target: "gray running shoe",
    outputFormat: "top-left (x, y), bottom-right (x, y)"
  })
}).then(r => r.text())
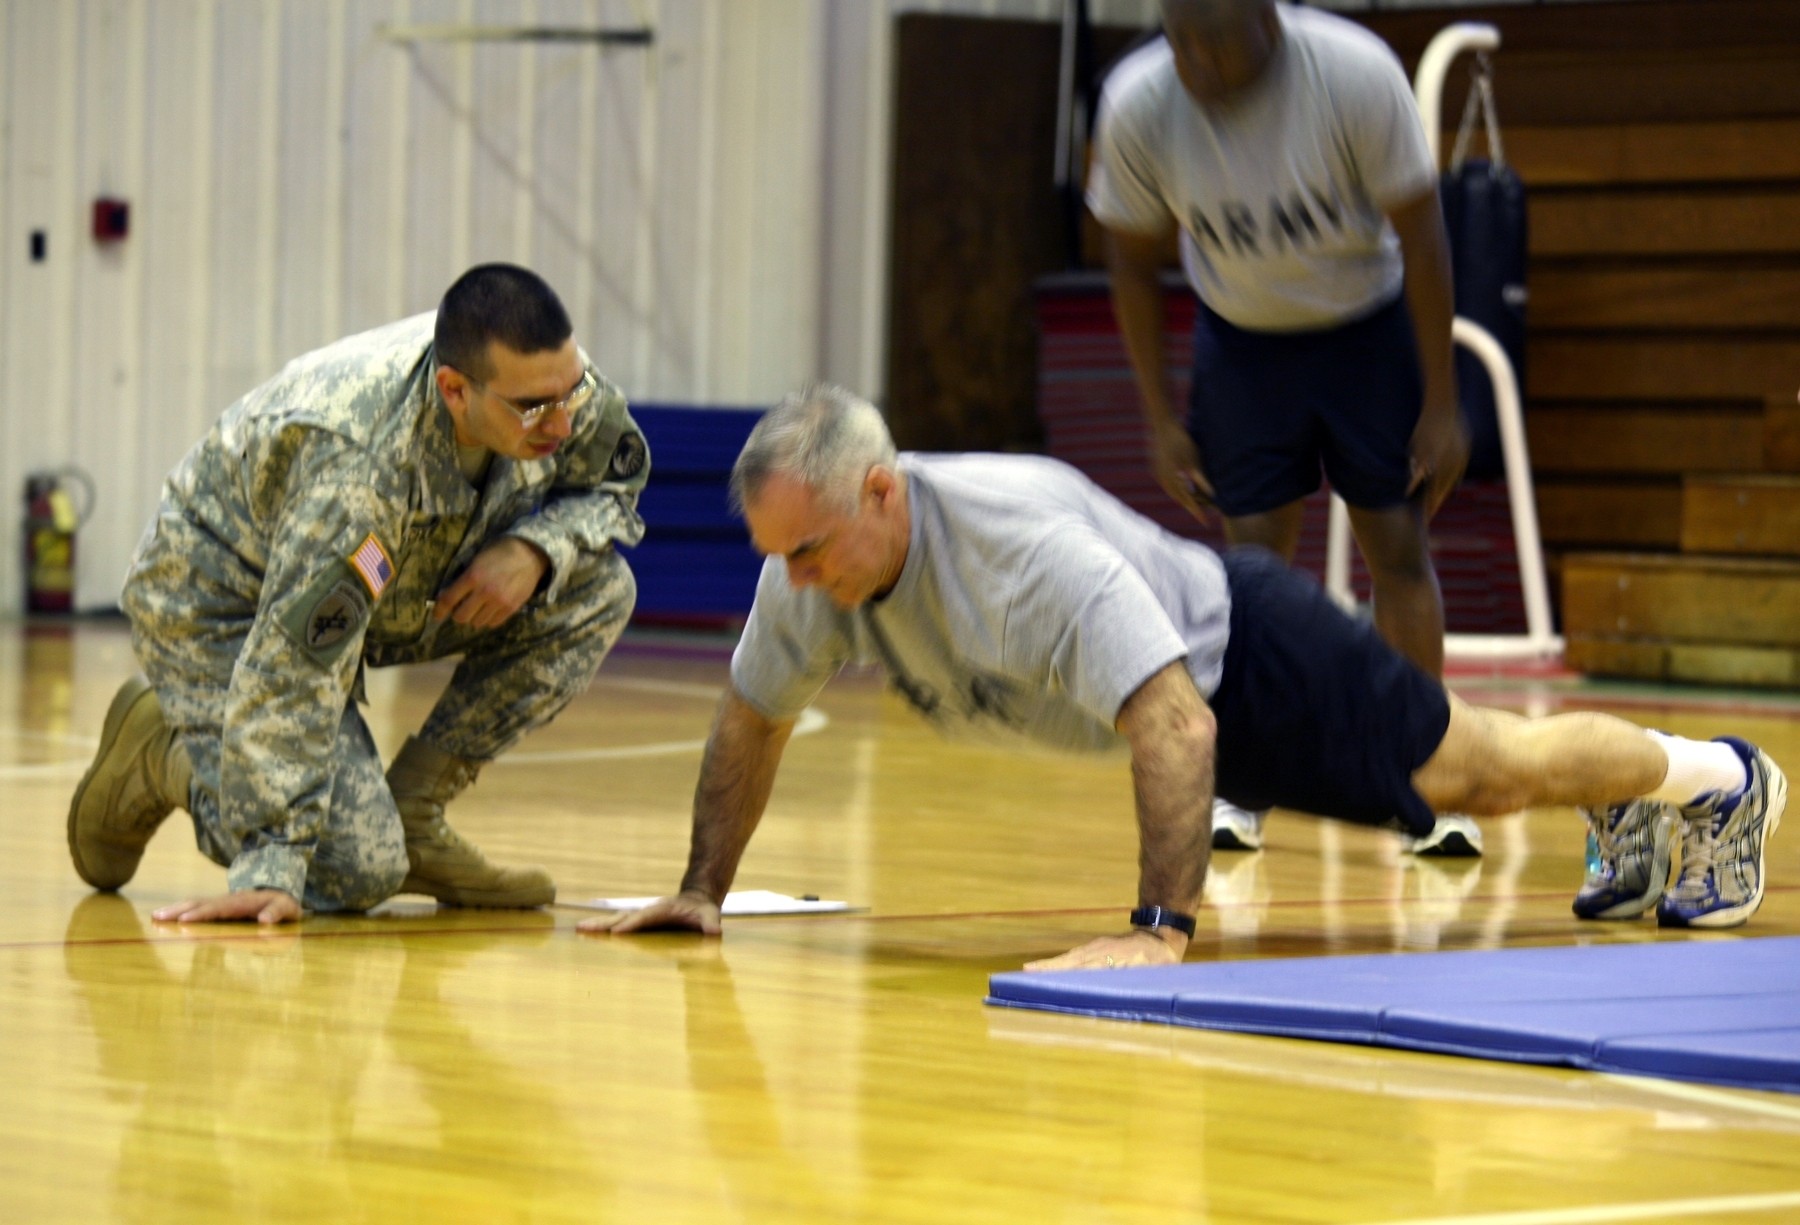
top-left (1657, 738), bottom-right (1786, 929)
top-left (1571, 798), bottom-right (1677, 920)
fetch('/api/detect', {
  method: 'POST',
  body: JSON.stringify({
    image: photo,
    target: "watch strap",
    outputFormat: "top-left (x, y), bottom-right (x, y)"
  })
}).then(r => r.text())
top-left (1129, 905), bottom-right (1196, 937)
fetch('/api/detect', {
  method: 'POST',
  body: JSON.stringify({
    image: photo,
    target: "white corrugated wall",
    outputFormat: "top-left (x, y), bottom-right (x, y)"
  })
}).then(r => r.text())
top-left (0, 0), bottom-right (909, 612)
top-left (0, 0), bottom-right (1618, 612)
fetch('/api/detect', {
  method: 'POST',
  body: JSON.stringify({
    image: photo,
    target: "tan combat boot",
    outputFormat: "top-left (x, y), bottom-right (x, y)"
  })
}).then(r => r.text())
top-left (67, 677), bottom-right (192, 890)
top-left (388, 736), bottom-right (555, 907)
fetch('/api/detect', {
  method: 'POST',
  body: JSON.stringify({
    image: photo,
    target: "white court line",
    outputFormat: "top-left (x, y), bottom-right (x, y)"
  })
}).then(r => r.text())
top-left (0, 724), bottom-right (100, 779)
top-left (1367, 1189), bottom-right (1800, 1225)
top-left (490, 677), bottom-right (829, 766)
top-left (1, 728), bottom-right (100, 748)
top-left (0, 678), bottom-right (828, 779)
top-left (0, 761), bottom-right (97, 781)
top-left (491, 706), bottom-right (829, 767)
top-left (1597, 1071), bottom-right (1800, 1125)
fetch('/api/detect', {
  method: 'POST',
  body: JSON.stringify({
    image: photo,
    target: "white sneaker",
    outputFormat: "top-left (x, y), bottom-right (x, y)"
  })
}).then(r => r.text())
top-left (1211, 798), bottom-right (1267, 852)
top-left (1403, 813), bottom-right (1484, 858)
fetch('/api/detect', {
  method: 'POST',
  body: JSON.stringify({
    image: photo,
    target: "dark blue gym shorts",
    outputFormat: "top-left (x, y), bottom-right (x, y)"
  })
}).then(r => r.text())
top-left (1208, 547), bottom-right (1450, 836)
top-left (1187, 292), bottom-right (1423, 517)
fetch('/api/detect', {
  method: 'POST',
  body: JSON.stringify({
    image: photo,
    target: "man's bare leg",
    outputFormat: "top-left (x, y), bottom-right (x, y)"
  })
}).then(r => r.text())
top-left (1410, 695), bottom-right (1783, 928)
top-left (1413, 695), bottom-right (1667, 815)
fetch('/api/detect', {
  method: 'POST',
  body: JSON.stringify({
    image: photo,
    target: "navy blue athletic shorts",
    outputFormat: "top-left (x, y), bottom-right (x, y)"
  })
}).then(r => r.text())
top-left (1208, 548), bottom-right (1449, 836)
top-left (1187, 293), bottom-right (1423, 517)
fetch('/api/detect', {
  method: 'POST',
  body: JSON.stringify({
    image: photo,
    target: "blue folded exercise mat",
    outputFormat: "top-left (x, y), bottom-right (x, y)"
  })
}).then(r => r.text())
top-left (986, 937), bottom-right (1800, 1094)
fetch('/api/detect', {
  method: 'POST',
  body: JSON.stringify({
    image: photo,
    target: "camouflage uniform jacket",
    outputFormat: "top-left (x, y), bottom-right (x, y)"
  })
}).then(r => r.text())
top-left (126, 312), bottom-right (649, 896)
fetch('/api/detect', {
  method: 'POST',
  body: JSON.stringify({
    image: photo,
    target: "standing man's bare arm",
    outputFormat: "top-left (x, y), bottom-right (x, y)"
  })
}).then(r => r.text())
top-left (1026, 660), bottom-right (1217, 971)
top-left (577, 689), bottom-right (796, 935)
top-left (1105, 226), bottom-right (1215, 520)
top-left (1386, 187), bottom-right (1469, 516)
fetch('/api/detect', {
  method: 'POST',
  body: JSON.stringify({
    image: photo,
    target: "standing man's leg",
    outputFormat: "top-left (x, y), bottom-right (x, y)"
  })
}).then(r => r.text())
top-left (1320, 297), bottom-right (1478, 857)
top-left (1208, 506), bottom-right (1306, 852)
top-left (1221, 503), bottom-right (1305, 562)
top-left (1184, 305), bottom-right (1321, 855)
top-left (1193, 300), bottom-right (1476, 856)
top-left (1342, 498), bottom-right (1482, 857)
top-left (1345, 500), bottom-right (1442, 680)
top-left (370, 549), bottom-right (636, 907)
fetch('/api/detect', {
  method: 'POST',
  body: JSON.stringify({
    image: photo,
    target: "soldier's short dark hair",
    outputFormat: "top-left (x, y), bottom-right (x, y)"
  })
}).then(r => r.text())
top-left (435, 264), bottom-right (573, 380)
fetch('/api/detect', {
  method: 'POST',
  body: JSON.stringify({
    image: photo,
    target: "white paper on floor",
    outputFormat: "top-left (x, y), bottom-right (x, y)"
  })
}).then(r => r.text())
top-left (573, 889), bottom-right (858, 915)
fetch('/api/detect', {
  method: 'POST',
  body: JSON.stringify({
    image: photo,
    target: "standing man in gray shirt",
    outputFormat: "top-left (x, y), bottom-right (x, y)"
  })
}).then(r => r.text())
top-left (1090, 0), bottom-right (1476, 856)
top-left (580, 388), bottom-right (1785, 968)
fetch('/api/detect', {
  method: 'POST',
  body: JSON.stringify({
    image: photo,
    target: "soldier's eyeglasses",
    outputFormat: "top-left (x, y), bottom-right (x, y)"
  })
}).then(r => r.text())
top-left (459, 368), bottom-right (596, 427)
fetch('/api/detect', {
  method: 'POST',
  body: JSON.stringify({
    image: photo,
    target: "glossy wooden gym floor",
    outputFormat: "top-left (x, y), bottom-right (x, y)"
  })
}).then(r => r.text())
top-left (4, 620), bottom-right (1798, 1225)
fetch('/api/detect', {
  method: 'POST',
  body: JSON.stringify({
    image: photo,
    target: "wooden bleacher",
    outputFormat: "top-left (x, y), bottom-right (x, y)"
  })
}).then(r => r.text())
top-left (895, 3), bottom-right (1796, 680)
top-left (1363, 1), bottom-right (1800, 687)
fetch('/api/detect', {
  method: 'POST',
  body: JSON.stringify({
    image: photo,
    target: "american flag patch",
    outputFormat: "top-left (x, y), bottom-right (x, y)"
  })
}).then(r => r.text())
top-left (347, 533), bottom-right (394, 599)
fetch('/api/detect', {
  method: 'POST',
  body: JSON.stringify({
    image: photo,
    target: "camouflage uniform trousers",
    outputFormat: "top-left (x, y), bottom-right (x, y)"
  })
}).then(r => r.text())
top-left (129, 548), bottom-right (636, 911)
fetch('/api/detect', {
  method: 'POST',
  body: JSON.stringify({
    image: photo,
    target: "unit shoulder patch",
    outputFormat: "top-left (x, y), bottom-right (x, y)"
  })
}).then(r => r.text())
top-left (279, 564), bottom-right (374, 666)
top-left (609, 431), bottom-right (647, 480)
top-left (306, 580), bottom-right (368, 650)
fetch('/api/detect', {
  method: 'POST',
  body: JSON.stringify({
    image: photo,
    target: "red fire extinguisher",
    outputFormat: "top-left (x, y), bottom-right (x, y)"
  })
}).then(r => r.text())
top-left (23, 468), bottom-right (95, 614)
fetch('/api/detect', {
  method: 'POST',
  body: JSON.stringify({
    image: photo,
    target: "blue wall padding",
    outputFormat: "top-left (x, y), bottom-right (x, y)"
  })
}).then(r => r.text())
top-left (624, 405), bottom-right (765, 622)
top-left (987, 937), bottom-right (1800, 1094)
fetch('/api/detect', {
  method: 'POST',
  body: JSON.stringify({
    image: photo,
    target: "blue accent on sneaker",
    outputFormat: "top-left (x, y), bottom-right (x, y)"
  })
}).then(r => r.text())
top-left (1583, 829), bottom-right (1604, 878)
top-left (1656, 738), bottom-right (1787, 930)
top-left (1572, 798), bottom-right (1678, 920)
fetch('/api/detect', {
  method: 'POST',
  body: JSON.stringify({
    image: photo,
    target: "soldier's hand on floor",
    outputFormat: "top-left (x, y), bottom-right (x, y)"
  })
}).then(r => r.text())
top-left (152, 889), bottom-right (302, 925)
top-left (434, 538), bottom-right (550, 630)
top-left (576, 890), bottom-right (723, 936)
top-left (1023, 926), bottom-right (1184, 973)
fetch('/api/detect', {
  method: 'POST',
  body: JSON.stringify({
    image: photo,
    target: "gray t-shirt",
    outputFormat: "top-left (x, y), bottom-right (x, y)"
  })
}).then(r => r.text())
top-left (730, 453), bottom-right (1231, 753)
top-left (1088, 4), bottom-right (1435, 330)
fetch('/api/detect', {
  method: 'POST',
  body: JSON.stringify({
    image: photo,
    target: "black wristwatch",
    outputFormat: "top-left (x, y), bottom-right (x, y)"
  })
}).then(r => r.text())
top-left (1129, 905), bottom-right (1196, 938)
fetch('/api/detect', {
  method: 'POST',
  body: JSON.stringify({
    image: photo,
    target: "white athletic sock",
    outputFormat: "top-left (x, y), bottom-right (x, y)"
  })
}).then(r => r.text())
top-left (1645, 732), bottom-right (1747, 807)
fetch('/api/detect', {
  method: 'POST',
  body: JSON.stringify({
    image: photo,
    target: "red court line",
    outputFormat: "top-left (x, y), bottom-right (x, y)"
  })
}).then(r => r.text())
top-left (22, 922), bottom-right (550, 952)
top-left (729, 884), bottom-right (1800, 926)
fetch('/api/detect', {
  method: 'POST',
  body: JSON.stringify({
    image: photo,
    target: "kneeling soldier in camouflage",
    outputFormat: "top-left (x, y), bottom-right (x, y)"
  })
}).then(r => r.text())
top-left (69, 264), bottom-right (648, 923)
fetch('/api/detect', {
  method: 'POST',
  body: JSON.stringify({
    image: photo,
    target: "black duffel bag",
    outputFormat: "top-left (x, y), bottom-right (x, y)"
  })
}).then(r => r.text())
top-left (1440, 56), bottom-right (1527, 480)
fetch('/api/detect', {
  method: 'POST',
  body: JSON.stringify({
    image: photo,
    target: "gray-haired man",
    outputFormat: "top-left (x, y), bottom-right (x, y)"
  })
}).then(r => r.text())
top-left (581, 387), bottom-right (1784, 968)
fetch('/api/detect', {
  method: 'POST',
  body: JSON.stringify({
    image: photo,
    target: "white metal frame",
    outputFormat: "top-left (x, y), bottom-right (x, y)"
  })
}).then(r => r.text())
top-left (1324, 22), bottom-right (1564, 662)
